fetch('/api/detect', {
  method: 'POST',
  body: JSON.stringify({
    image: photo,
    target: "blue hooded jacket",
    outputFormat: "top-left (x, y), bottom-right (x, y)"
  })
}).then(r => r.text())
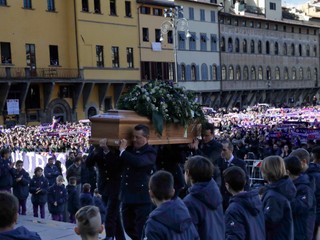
top-left (291, 173), bottom-right (316, 240)
top-left (0, 226), bottom-right (41, 240)
top-left (262, 176), bottom-right (297, 240)
top-left (225, 190), bottom-right (265, 240)
top-left (306, 162), bottom-right (320, 223)
top-left (183, 179), bottom-right (225, 240)
top-left (47, 183), bottom-right (67, 214)
top-left (12, 168), bottom-right (30, 200)
top-left (143, 198), bottom-right (199, 240)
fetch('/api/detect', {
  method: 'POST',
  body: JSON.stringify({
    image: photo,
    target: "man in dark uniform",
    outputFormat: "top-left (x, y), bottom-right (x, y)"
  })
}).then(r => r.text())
top-left (218, 140), bottom-right (249, 211)
top-left (86, 139), bottom-right (125, 240)
top-left (119, 124), bottom-right (157, 240)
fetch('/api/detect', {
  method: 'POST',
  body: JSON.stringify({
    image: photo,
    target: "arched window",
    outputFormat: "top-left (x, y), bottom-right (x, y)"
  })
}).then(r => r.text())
top-left (88, 107), bottom-right (97, 118)
top-left (314, 68), bottom-right (318, 81)
top-left (243, 39), bottom-right (247, 53)
top-left (229, 66), bottom-right (234, 80)
top-left (266, 66), bottom-right (271, 80)
top-left (275, 42), bottom-right (279, 55)
top-left (306, 45), bottom-right (310, 57)
top-left (291, 43), bottom-right (295, 56)
top-left (275, 67), bottom-right (280, 80)
top-left (191, 64), bottom-right (197, 80)
top-left (181, 64), bottom-right (186, 81)
top-left (235, 38), bottom-right (240, 53)
top-left (212, 64), bottom-right (217, 80)
top-left (299, 67), bottom-right (303, 80)
top-left (236, 66), bottom-right (241, 80)
top-left (221, 37), bottom-right (225, 52)
top-left (299, 44), bottom-right (302, 56)
top-left (243, 66), bottom-right (249, 80)
top-left (251, 66), bottom-right (256, 80)
top-left (250, 40), bottom-right (255, 54)
top-left (292, 67), bottom-right (296, 80)
top-left (307, 68), bottom-right (311, 80)
top-left (228, 37), bottom-right (233, 52)
top-left (258, 66), bottom-right (263, 80)
top-left (314, 45), bottom-right (317, 57)
top-left (222, 65), bottom-right (226, 80)
top-left (201, 63), bottom-right (208, 80)
top-left (283, 43), bottom-right (287, 55)
top-left (284, 67), bottom-right (289, 80)
top-left (266, 41), bottom-right (270, 54)
top-left (258, 41), bottom-right (262, 54)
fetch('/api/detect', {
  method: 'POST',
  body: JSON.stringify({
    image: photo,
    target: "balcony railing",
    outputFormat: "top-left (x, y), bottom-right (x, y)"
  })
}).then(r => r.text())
top-left (0, 67), bottom-right (79, 79)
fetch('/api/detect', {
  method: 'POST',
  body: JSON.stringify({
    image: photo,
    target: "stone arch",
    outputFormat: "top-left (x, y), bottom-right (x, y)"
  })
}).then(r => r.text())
top-left (46, 98), bottom-right (72, 123)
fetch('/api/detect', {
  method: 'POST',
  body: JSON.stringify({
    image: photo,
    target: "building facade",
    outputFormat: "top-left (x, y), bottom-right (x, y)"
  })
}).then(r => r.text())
top-left (0, 0), bottom-right (140, 126)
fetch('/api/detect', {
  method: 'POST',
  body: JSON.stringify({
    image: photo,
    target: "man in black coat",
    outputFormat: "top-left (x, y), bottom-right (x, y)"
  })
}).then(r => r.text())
top-left (86, 140), bottom-right (125, 240)
top-left (218, 140), bottom-right (250, 211)
top-left (119, 124), bottom-right (157, 240)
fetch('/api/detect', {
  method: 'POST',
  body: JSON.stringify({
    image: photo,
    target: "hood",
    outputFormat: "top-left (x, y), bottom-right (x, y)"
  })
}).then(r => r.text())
top-left (230, 190), bottom-right (262, 216)
top-left (307, 163), bottom-right (320, 174)
top-left (267, 176), bottom-right (296, 201)
top-left (0, 226), bottom-right (40, 240)
top-left (189, 179), bottom-right (222, 210)
top-left (150, 198), bottom-right (193, 233)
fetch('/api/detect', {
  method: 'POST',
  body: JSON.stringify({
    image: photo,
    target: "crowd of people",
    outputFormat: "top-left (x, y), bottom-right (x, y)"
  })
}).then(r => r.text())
top-left (0, 105), bottom-right (319, 239)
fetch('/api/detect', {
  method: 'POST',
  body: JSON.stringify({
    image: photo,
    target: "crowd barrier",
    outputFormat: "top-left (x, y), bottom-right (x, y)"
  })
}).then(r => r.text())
top-left (245, 159), bottom-right (264, 187)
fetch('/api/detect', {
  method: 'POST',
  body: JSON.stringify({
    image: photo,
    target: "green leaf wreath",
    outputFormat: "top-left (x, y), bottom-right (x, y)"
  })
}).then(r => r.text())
top-left (117, 81), bottom-right (205, 135)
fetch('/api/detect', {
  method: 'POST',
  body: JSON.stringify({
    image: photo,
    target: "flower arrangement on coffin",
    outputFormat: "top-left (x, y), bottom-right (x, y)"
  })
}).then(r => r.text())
top-left (117, 80), bottom-right (205, 135)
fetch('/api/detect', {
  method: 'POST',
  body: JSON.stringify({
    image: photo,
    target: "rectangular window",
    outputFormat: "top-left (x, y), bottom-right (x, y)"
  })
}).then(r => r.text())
top-left (24, 0), bottom-right (32, 9)
top-left (140, 6), bottom-right (150, 14)
top-left (94, 0), bottom-right (101, 13)
top-left (200, 9), bottom-right (205, 21)
top-left (96, 45), bottom-right (104, 67)
top-left (189, 7), bottom-right (194, 20)
top-left (82, 0), bottom-right (88, 12)
top-left (167, 30), bottom-right (173, 44)
top-left (178, 32), bottom-right (186, 50)
top-left (47, 0), bottom-right (55, 11)
top-left (125, 1), bottom-right (131, 17)
top-left (155, 29), bottom-right (161, 42)
top-left (153, 8), bottom-right (162, 16)
top-left (49, 45), bottom-right (59, 66)
top-left (210, 11), bottom-right (215, 22)
top-left (256, 22), bottom-right (261, 28)
top-left (270, 2), bottom-right (276, 10)
top-left (210, 34), bottom-right (217, 51)
top-left (265, 23), bottom-right (269, 29)
top-left (200, 33), bottom-right (207, 51)
top-left (189, 32), bottom-right (196, 50)
top-left (142, 28), bottom-right (149, 42)
top-left (283, 25), bottom-right (286, 32)
top-left (111, 46), bottom-right (119, 68)
top-left (127, 47), bottom-right (134, 68)
top-left (1, 42), bottom-right (12, 64)
top-left (250, 21), bottom-right (254, 27)
top-left (0, 0), bottom-right (7, 6)
top-left (274, 24), bottom-right (278, 30)
top-left (110, 0), bottom-right (116, 15)
top-left (242, 20), bottom-right (246, 26)
top-left (26, 44), bottom-right (36, 67)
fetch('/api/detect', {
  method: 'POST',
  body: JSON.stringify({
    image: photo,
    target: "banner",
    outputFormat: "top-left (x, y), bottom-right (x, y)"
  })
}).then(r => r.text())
top-left (11, 151), bottom-right (67, 177)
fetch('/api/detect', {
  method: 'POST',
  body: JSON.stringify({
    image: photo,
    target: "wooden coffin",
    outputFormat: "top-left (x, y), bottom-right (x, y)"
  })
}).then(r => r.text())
top-left (89, 109), bottom-right (201, 146)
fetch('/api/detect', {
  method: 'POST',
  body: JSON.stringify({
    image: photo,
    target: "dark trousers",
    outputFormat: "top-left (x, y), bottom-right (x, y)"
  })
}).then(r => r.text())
top-left (69, 213), bottom-right (76, 224)
top-left (18, 199), bottom-right (27, 215)
top-left (52, 213), bottom-right (63, 221)
top-left (122, 203), bottom-right (152, 240)
top-left (102, 195), bottom-right (125, 240)
top-left (33, 203), bottom-right (45, 219)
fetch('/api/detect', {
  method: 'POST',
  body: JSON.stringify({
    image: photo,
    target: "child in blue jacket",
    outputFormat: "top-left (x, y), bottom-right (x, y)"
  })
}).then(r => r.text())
top-left (142, 170), bottom-right (199, 240)
top-left (66, 176), bottom-right (80, 223)
top-left (29, 167), bottom-right (49, 219)
top-left (183, 155), bottom-right (225, 240)
top-left (224, 166), bottom-right (265, 240)
top-left (80, 183), bottom-right (93, 207)
top-left (48, 175), bottom-right (67, 221)
top-left (285, 156), bottom-right (316, 240)
top-left (261, 156), bottom-right (297, 240)
top-left (93, 188), bottom-right (106, 224)
top-left (12, 160), bottom-right (30, 215)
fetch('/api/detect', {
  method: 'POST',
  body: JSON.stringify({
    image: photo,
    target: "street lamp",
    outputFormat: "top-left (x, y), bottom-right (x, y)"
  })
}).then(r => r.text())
top-left (160, 6), bottom-right (190, 83)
